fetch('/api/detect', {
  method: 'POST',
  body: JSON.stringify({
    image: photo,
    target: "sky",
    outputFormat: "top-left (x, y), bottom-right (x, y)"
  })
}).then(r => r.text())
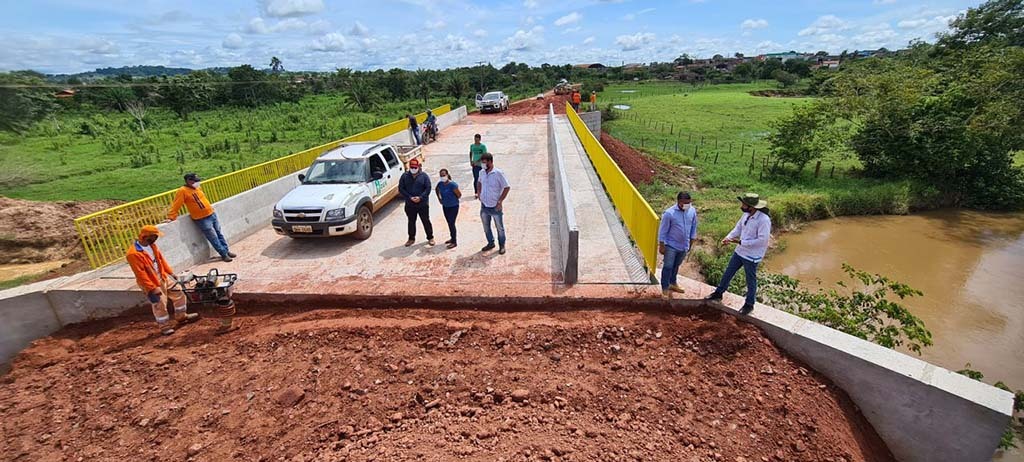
top-left (0, 0), bottom-right (984, 74)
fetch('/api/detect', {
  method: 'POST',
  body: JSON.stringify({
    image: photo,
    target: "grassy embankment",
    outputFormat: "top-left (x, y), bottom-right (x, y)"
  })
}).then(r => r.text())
top-left (0, 94), bottom-right (454, 202)
top-left (600, 82), bottom-right (938, 282)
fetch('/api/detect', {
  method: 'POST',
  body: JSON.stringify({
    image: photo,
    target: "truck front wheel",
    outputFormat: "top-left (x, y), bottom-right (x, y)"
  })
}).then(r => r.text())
top-left (353, 205), bottom-right (373, 240)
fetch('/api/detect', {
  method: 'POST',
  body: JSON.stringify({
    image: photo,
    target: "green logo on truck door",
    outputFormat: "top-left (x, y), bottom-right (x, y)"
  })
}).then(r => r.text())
top-left (372, 179), bottom-right (385, 196)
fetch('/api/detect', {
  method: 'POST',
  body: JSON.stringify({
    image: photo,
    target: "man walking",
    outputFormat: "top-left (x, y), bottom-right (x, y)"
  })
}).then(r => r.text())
top-left (167, 173), bottom-right (235, 262)
top-left (658, 192), bottom-right (698, 298)
top-left (407, 113), bottom-right (421, 145)
top-left (570, 89), bottom-right (582, 112)
top-left (126, 225), bottom-right (198, 335)
top-left (705, 193), bottom-right (772, 315)
top-left (476, 153), bottom-right (510, 254)
top-left (589, 90), bottom-right (597, 111)
top-left (469, 134), bottom-right (487, 197)
top-left (399, 158), bottom-right (434, 246)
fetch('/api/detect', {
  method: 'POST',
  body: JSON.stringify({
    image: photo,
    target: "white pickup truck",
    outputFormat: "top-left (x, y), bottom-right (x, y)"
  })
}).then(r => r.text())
top-left (271, 142), bottom-right (423, 239)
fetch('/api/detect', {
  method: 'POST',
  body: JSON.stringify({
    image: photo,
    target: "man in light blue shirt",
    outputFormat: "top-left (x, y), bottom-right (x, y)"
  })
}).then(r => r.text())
top-left (706, 193), bottom-right (772, 315)
top-left (658, 191), bottom-right (698, 298)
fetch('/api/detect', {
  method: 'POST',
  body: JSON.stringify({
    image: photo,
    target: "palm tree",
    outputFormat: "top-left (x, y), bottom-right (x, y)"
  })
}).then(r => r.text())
top-left (445, 75), bottom-right (469, 100)
top-left (341, 76), bottom-right (379, 112)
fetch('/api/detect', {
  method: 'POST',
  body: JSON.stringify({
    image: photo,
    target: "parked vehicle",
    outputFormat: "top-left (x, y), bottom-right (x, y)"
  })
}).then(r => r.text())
top-left (475, 91), bottom-right (509, 113)
top-left (420, 120), bottom-right (438, 144)
top-left (271, 142), bottom-right (423, 239)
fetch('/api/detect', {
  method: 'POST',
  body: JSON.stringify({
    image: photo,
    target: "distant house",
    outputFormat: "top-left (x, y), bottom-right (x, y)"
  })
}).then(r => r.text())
top-left (574, 63), bottom-right (606, 69)
top-left (622, 63), bottom-right (645, 72)
top-left (811, 59), bottom-right (841, 70)
top-left (760, 52), bottom-right (805, 62)
top-left (53, 89), bottom-right (76, 99)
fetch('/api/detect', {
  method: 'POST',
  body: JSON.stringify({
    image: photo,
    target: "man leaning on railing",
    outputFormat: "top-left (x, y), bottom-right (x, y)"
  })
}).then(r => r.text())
top-left (165, 172), bottom-right (237, 262)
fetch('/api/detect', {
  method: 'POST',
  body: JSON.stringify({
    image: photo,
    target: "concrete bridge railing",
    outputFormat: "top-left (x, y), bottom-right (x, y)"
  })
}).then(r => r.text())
top-left (547, 104), bottom-right (579, 284)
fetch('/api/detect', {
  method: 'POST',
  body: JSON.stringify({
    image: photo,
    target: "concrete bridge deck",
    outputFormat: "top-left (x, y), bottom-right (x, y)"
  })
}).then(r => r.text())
top-left (70, 113), bottom-right (657, 299)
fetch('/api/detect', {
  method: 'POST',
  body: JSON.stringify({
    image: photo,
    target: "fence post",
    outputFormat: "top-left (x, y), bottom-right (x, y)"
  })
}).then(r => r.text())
top-left (674, 141), bottom-right (678, 152)
top-left (830, 165), bottom-right (835, 178)
top-left (714, 152), bottom-right (719, 164)
top-left (641, 138), bottom-right (645, 148)
top-left (693, 145), bottom-right (698, 157)
top-left (814, 160), bottom-right (822, 178)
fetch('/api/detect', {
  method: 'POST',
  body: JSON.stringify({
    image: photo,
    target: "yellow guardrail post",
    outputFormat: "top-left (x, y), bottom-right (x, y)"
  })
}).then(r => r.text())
top-left (75, 104), bottom-right (452, 268)
top-left (563, 102), bottom-right (660, 278)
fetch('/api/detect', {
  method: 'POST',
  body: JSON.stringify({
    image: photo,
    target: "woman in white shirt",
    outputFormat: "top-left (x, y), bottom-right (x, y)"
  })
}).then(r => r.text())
top-left (705, 193), bottom-right (772, 315)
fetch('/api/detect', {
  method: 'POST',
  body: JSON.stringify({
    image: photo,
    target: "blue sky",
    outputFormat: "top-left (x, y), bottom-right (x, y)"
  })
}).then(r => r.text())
top-left (0, 0), bottom-right (982, 74)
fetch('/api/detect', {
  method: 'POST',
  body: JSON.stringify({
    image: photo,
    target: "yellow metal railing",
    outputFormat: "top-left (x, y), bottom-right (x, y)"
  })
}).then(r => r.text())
top-left (565, 102), bottom-right (660, 277)
top-left (75, 104), bottom-right (451, 268)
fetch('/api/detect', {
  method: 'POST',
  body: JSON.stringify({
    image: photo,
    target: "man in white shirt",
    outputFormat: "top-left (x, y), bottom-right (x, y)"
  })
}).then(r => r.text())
top-left (705, 193), bottom-right (772, 315)
top-left (476, 153), bottom-right (511, 254)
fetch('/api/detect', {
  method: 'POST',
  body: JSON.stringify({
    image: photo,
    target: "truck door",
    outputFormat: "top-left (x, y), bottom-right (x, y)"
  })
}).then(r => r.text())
top-left (380, 147), bottom-right (403, 195)
top-left (474, 93), bottom-right (483, 109)
top-left (368, 152), bottom-right (389, 202)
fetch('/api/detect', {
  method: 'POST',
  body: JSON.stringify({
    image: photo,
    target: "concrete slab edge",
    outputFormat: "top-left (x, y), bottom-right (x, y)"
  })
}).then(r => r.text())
top-left (547, 104), bottom-right (580, 284)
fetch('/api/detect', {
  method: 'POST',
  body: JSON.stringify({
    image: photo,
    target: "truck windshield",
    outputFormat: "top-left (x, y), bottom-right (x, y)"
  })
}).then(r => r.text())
top-left (303, 159), bottom-right (367, 184)
top-left (483, 93), bottom-right (501, 101)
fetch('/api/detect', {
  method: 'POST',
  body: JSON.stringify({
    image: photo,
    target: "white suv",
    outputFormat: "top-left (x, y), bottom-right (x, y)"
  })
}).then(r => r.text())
top-left (476, 91), bottom-right (509, 113)
top-left (272, 142), bottom-right (422, 238)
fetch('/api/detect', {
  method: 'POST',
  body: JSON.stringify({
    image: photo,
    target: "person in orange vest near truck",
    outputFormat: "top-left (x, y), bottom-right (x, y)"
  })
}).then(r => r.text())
top-left (589, 90), bottom-right (597, 111)
top-left (126, 225), bottom-right (199, 336)
top-left (166, 173), bottom-right (236, 262)
top-left (571, 89), bottom-right (582, 112)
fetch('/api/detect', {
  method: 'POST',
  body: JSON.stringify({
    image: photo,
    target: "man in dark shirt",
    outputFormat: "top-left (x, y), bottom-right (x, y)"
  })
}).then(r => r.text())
top-left (398, 158), bottom-right (434, 246)
top-left (407, 113), bottom-right (421, 145)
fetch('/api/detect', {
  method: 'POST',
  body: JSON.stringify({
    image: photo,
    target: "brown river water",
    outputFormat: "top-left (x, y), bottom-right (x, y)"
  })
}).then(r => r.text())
top-left (769, 210), bottom-right (1024, 461)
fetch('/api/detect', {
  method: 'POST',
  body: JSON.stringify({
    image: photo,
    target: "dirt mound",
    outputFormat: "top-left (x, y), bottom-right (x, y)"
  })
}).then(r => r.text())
top-left (0, 305), bottom-right (893, 462)
top-left (506, 93), bottom-right (571, 116)
top-left (0, 197), bottom-right (121, 265)
top-left (600, 132), bottom-right (695, 189)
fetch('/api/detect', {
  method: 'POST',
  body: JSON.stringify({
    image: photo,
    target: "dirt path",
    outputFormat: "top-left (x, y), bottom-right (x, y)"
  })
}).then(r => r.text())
top-left (1, 304), bottom-right (893, 462)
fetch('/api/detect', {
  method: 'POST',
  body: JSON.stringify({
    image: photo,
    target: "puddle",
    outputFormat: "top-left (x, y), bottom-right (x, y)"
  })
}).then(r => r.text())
top-left (612, 105), bottom-right (632, 110)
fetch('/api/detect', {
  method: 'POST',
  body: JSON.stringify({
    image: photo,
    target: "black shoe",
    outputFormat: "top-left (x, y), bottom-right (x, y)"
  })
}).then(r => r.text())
top-left (498, 246), bottom-right (506, 255)
top-left (227, 251), bottom-right (237, 258)
top-left (704, 292), bottom-right (723, 302)
top-left (481, 243), bottom-right (496, 252)
top-left (739, 304), bottom-right (754, 315)
top-left (444, 239), bottom-right (453, 245)
top-left (221, 255), bottom-right (233, 262)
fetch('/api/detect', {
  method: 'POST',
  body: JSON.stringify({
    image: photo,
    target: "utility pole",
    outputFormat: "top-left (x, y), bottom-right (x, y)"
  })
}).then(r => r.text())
top-left (475, 61), bottom-right (487, 93)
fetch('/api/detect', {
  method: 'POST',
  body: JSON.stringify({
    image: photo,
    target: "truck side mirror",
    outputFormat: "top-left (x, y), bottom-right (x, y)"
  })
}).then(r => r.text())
top-left (298, 174), bottom-right (306, 182)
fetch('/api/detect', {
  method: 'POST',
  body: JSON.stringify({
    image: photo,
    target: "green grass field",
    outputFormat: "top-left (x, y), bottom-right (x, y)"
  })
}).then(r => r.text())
top-left (0, 94), bottom-right (452, 202)
top-left (601, 82), bottom-right (927, 241)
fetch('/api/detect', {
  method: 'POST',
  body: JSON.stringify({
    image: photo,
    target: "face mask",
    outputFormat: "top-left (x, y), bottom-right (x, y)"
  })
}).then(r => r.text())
top-left (681, 203), bottom-right (691, 210)
top-left (741, 205), bottom-right (750, 213)
top-left (191, 181), bottom-right (200, 188)
top-left (440, 175), bottom-right (448, 182)
top-left (410, 168), bottom-right (419, 174)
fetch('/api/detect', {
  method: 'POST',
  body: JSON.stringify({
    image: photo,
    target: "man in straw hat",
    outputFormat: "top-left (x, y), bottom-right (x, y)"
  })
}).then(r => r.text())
top-left (705, 193), bottom-right (772, 315)
top-left (126, 225), bottom-right (199, 335)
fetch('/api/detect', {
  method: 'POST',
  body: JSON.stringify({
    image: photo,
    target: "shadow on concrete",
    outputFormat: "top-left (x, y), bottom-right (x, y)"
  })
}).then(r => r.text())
top-left (257, 201), bottom-right (403, 260)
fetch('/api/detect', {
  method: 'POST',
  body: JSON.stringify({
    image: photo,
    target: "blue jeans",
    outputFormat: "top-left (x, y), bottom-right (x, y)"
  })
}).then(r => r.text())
top-left (472, 165), bottom-right (482, 194)
top-left (410, 127), bottom-right (421, 145)
top-left (714, 252), bottom-right (759, 306)
top-left (194, 213), bottom-right (229, 257)
top-left (480, 206), bottom-right (506, 246)
top-left (660, 245), bottom-right (687, 290)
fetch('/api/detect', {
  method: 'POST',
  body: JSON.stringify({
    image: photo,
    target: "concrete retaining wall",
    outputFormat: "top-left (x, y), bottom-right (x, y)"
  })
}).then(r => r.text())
top-left (579, 111), bottom-right (601, 138)
top-left (547, 104), bottom-right (579, 284)
top-left (714, 300), bottom-right (1014, 462)
top-left (0, 107), bottom-right (469, 370)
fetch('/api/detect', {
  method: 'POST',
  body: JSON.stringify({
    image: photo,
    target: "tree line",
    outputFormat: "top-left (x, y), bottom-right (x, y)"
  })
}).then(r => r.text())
top-left (768, 0), bottom-right (1024, 210)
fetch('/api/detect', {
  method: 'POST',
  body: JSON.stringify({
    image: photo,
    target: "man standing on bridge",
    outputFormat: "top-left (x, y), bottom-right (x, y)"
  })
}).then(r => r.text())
top-left (589, 90), bottom-right (597, 111)
top-left (470, 134), bottom-right (487, 198)
top-left (126, 225), bottom-right (198, 336)
top-left (399, 158), bottom-right (434, 247)
top-left (477, 153), bottom-right (510, 255)
top-left (167, 173), bottom-right (235, 262)
top-left (705, 193), bottom-right (772, 315)
top-left (658, 192), bottom-right (698, 298)
top-left (407, 113), bottom-right (421, 145)
top-left (571, 89), bottom-right (582, 112)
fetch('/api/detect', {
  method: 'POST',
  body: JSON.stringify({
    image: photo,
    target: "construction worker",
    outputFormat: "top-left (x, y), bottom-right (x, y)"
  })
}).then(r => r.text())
top-left (571, 90), bottom-right (582, 112)
top-left (166, 173), bottom-right (235, 262)
top-left (705, 193), bottom-right (772, 315)
top-left (126, 225), bottom-right (198, 335)
top-left (589, 90), bottom-right (597, 111)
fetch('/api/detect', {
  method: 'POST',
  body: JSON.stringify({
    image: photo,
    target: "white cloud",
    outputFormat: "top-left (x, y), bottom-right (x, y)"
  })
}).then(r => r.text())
top-left (222, 33), bottom-right (244, 49)
top-left (563, 26), bottom-right (582, 34)
top-left (425, 19), bottom-right (447, 30)
top-left (615, 32), bottom-right (655, 51)
top-left (311, 32), bottom-right (348, 51)
top-left (554, 12), bottom-right (582, 27)
top-left (246, 17), bottom-right (308, 34)
top-left (741, 19), bottom-right (768, 30)
top-left (873, 0), bottom-right (897, 4)
top-left (349, 21), bottom-right (370, 37)
top-left (506, 26), bottom-right (544, 51)
top-left (582, 36), bottom-right (595, 45)
top-left (445, 34), bottom-right (471, 51)
top-left (473, 29), bottom-right (488, 38)
top-left (78, 37), bottom-right (119, 55)
top-left (623, 8), bottom-right (655, 21)
top-left (260, 0), bottom-right (325, 18)
top-left (799, 15), bottom-right (850, 36)
top-left (524, 0), bottom-right (538, 8)
top-left (897, 14), bottom-right (956, 30)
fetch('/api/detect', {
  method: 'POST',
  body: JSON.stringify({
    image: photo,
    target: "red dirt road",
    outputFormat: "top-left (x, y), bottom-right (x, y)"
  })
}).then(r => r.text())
top-left (1, 304), bottom-right (892, 462)
top-left (506, 93), bottom-right (571, 116)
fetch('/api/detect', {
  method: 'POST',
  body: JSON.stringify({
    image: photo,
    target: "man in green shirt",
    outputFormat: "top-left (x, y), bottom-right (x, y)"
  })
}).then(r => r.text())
top-left (469, 133), bottom-right (488, 198)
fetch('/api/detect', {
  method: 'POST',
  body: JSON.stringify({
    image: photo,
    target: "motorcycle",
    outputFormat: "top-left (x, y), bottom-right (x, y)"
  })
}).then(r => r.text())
top-left (420, 121), bottom-right (438, 144)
